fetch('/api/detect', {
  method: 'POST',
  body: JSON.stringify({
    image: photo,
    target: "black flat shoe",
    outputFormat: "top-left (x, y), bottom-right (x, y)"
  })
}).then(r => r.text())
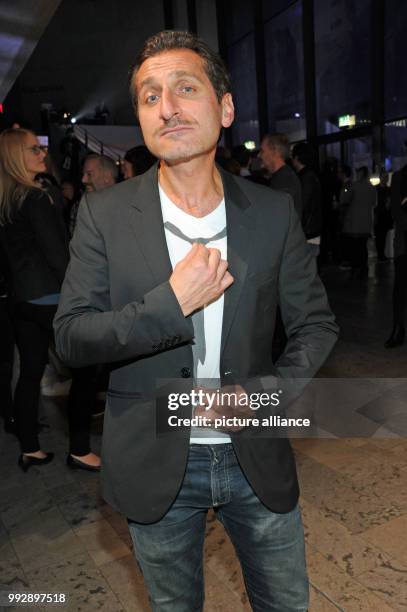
top-left (385, 326), bottom-right (405, 348)
top-left (18, 452), bottom-right (54, 473)
top-left (66, 454), bottom-right (101, 472)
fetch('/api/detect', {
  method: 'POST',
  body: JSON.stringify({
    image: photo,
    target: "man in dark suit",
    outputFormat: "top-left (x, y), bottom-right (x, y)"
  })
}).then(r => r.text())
top-left (292, 142), bottom-right (323, 258)
top-left (258, 132), bottom-right (303, 218)
top-left (55, 30), bottom-right (338, 612)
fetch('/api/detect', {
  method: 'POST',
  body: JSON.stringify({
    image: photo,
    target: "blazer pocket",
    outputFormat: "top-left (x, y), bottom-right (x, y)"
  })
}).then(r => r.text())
top-left (107, 389), bottom-right (147, 400)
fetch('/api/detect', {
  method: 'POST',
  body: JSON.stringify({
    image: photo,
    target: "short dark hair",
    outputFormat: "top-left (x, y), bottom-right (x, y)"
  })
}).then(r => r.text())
top-left (264, 133), bottom-right (290, 160)
top-left (291, 142), bottom-right (315, 167)
top-left (129, 30), bottom-right (231, 111)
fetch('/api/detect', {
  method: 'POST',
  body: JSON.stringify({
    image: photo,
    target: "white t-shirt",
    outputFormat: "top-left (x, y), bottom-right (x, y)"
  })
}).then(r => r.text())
top-left (159, 183), bottom-right (231, 444)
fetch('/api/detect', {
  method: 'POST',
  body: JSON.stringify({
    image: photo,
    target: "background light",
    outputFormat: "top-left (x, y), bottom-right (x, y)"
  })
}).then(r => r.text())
top-left (70, 116), bottom-right (77, 124)
top-left (338, 114), bottom-right (356, 128)
top-left (244, 140), bottom-right (256, 150)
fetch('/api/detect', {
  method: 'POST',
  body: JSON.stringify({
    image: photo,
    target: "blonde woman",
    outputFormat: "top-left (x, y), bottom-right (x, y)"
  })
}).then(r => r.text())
top-left (0, 128), bottom-right (100, 472)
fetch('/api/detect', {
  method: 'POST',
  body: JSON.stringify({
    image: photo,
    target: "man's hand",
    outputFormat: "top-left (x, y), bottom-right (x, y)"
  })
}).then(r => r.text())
top-left (193, 385), bottom-right (254, 432)
top-left (169, 243), bottom-right (234, 316)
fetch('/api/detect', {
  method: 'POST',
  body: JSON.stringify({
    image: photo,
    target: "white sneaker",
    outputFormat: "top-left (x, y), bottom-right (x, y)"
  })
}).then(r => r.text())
top-left (41, 379), bottom-right (72, 397)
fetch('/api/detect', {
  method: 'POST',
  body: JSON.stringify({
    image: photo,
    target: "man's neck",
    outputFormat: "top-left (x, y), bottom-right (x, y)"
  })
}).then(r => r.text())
top-left (158, 155), bottom-right (223, 218)
top-left (271, 159), bottom-right (286, 174)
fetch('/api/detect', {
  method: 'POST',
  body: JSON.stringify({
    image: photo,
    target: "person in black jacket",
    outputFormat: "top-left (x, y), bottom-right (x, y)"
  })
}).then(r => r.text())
top-left (292, 142), bottom-right (322, 257)
top-left (0, 128), bottom-right (100, 471)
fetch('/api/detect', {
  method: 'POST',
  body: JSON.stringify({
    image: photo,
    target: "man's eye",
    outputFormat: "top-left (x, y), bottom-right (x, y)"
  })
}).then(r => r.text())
top-left (180, 86), bottom-right (194, 94)
top-left (146, 94), bottom-right (159, 104)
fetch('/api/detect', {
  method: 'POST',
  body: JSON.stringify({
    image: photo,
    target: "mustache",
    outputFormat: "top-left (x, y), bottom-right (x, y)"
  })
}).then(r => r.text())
top-left (156, 118), bottom-right (194, 135)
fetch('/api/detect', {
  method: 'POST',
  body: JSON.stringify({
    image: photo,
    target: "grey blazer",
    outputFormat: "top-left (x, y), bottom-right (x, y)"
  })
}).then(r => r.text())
top-left (54, 164), bottom-right (338, 523)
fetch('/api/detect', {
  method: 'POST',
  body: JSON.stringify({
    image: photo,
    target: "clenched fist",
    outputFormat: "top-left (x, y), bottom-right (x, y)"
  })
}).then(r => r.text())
top-left (169, 243), bottom-right (234, 316)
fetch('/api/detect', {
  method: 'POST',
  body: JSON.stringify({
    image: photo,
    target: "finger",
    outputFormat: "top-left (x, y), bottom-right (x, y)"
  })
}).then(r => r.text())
top-left (183, 242), bottom-right (201, 261)
top-left (194, 406), bottom-right (216, 424)
top-left (207, 248), bottom-right (221, 271)
top-left (220, 270), bottom-right (234, 290)
top-left (215, 259), bottom-right (228, 282)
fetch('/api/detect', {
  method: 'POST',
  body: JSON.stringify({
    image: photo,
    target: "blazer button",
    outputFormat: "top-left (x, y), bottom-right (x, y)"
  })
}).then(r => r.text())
top-left (181, 367), bottom-right (191, 378)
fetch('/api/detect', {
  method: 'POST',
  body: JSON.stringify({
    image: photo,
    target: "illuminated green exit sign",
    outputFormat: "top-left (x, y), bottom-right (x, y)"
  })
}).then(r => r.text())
top-left (338, 114), bottom-right (356, 128)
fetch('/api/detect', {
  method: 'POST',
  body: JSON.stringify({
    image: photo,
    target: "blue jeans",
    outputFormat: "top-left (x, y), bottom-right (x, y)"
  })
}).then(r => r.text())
top-left (128, 444), bottom-right (308, 611)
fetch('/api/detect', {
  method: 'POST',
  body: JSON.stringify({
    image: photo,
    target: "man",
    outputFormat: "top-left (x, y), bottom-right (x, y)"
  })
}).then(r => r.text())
top-left (292, 142), bottom-right (322, 256)
top-left (385, 158), bottom-right (407, 347)
top-left (55, 30), bottom-right (338, 611)
top-left (258, 133), bottom-right (302, 218)
top-left (68, 154), bottom-right (118, 237)
top-left (81, 153), bottom-right (118, 192)
top-left (341, 166), bottom-right (376, 278)
top-left (258, 133), bottom-right (303, 361)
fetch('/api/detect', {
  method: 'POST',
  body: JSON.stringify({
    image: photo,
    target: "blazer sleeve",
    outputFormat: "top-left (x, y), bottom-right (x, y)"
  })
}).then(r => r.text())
top-left (25, 191), bottom-right (69, 283)
top-left (53, 196), bottom-right (194, 367)
top-left (275, 199), bottom-right (339, 379)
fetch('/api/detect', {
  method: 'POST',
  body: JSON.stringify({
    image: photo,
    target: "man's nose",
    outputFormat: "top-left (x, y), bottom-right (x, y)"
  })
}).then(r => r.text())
top-left (159, 88), bottom-right (180, 122)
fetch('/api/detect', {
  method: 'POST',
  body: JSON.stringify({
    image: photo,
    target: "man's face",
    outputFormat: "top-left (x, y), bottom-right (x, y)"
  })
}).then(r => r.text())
top-left (134, 49), bottom-right (234, 163)
top-left (258, 139), bottom-right (277, 173)
top-left (82, 158), bottom-right (110, 192)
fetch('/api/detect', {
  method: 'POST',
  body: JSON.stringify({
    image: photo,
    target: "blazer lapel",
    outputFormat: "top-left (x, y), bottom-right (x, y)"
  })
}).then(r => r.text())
top-left (129, 163), bottom-right (173, 285)
top-left (127, 164), bottom-right (254, 356)
top-left (220, 170), bottom-right (254, 355)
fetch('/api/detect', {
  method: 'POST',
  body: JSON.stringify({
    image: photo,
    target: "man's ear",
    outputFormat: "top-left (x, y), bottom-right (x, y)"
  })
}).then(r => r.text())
top-left (221, 93), bottom-right (234, 128)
